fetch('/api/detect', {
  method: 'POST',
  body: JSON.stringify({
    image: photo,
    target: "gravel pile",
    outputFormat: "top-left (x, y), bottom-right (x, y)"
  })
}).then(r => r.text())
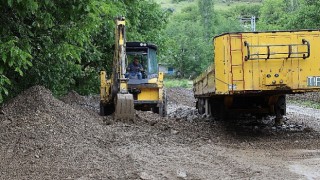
top-left (166, 87), bottom-right (195, 107)
top-left (0, 86), bottom-right (136, 179)
top-left (1, 86), bottom-right (320, 179)
top-left (167, 104), bottom-right (204, 122)
top-left (166, 87), bottom-right (208, 122)
top-left (60, 91), bottom-right (100, 111)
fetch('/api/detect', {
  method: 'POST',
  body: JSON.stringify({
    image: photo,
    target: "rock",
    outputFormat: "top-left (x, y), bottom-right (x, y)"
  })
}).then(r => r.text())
top-left (304, 127), bottom-right (312, 132)
top-left (176, 169), bottom-right (187, 179)
top-left (139, 172), bottom-right (155, 180)
top-left (77, 176), bottom-right (88, 180)
top-left (2, 119), bottom-right (11, 125)
top-left (149, 120), bottom-right (157, 126)
top-left (171, 129), bottom-right (179, 135)
top-left (104, 118), bottom-right (112, 125)
top-left (186, 115), bottom-right (194, 122)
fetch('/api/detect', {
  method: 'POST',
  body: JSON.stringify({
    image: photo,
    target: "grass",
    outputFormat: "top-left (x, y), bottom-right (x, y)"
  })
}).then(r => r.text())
top-left (164, 78), bottom-right (193, 88)
top-left (287, 99), bottom-right (320, 109)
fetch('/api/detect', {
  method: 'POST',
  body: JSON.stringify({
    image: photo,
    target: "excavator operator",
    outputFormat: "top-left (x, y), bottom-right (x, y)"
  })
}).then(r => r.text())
top-left (126, 57), bottom-right (144, 79)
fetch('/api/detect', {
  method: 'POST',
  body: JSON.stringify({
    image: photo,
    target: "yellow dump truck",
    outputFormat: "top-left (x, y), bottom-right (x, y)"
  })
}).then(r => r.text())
top-left (193, 30), bottom-right (320, 122)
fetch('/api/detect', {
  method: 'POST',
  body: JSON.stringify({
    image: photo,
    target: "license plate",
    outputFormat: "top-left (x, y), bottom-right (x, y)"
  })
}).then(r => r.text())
top-left (307, 76), bottom-right (320, 87)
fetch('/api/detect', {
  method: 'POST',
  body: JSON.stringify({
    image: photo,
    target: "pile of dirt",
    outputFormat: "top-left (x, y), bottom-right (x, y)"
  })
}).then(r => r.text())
top-left (60, 90), bottom-right (100, 112)
top-left (0, 86), bottom-right (137, 179)
top-left (166, 87), bottom-right (195, 107)
top-left (166, 87), bottom-right (205, 122)
top-left (1, 86), bottom-right (320, 179)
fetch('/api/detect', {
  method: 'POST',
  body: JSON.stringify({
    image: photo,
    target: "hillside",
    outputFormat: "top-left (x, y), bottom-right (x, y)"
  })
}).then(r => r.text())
top-left (157, 0), bottom-right (262, 12)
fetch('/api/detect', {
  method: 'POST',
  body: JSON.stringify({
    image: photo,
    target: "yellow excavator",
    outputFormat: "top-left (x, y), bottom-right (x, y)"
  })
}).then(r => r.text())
top-left (100, 17), bottom-right (166, 119)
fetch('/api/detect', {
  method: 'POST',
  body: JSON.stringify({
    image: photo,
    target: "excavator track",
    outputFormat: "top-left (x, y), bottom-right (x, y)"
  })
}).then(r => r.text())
top-left (114, 93), bottom-right (135, 120)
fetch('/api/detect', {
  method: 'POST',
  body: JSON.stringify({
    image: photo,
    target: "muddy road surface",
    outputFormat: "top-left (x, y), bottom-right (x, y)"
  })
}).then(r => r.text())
top-left (1, 86), bottom-right (320, 179)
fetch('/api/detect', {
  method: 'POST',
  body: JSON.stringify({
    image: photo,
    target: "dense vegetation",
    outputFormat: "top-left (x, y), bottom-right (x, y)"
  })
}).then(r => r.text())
top-left (1, 0), bottom-right (320, 102)
top-left (0, 0), bottom-right (168, 102)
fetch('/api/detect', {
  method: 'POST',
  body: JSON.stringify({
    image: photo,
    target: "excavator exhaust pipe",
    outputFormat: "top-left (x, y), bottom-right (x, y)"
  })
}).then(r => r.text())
top-left (114, 93), bottom-right (135, 120)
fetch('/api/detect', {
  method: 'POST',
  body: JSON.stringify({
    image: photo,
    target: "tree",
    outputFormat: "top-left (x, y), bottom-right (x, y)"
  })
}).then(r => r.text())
top-left (257, 0), bottom-right (287, 30)
top-left (0, 0), bottom-right (169, 103)
top-left (285, 0), bottom-right (320, 29)
top-left (163, 4), bottom-right (214, 78)
top-left (198, 0), bottom-right (215, 40)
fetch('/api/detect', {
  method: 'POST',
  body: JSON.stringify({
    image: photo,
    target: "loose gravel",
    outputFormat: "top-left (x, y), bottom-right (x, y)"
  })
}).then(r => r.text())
top-left (1, 86), bottom-right (320, 179)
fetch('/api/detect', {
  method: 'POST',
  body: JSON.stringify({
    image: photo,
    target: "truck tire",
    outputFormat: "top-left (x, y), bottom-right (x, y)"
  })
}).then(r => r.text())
top-left (197, 98), bottom-right (205, 114)
top-left (275, 95), bottom-right (286, 117)
top-left (152, 89), bottom-right (167, 117)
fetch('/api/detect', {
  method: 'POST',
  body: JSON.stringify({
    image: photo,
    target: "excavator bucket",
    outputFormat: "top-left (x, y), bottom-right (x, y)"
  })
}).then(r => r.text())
top-left (114, 93), bottom-right (135, 120)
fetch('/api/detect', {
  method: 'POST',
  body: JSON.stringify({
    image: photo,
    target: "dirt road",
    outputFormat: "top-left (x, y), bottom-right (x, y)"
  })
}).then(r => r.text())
top-left (1, 86), bottom-right (320, 179)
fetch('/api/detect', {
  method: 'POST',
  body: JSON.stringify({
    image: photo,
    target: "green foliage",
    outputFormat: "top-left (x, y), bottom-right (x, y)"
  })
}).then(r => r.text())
top-left (163, 4), bottom-right (212, 77)
top-left (164, 78), bottom-right (192, 88)
top-left (0, 0), bottom-right (169, 102)
top-left (198, 0), bottom-right (215, 40)
top-left (256, 0), bottom-right (320, 31)
top-left (0, 36), bottom-right (32, 102)
top-left (162, 0), bottom-right (244, 78)
top-left (285, 1), bottom-right (320, 29)
top-left (257, 0), bottom-right (288, 30)
top-left (220, 4), bottom-right (261, 18)
top-left (125, 1), bottom-right (170, 53)
top-left (171, 0), bottom-right (191, 3)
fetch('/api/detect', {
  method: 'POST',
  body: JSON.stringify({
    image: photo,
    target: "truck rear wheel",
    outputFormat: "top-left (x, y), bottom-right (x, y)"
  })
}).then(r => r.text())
top-left (274, 95), bottom-right (286, 125)
top-left (152, 90), bottom-right (167, 117)
top-left (196, 98), bottom-right (205, 114)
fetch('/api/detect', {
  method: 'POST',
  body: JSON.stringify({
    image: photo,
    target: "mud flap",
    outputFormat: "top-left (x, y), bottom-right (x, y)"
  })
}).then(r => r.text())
top-left (114, 93), bottom-right (135, 120)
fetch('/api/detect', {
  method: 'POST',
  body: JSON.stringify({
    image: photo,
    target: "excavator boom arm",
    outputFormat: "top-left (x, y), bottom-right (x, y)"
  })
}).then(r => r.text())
top-left (100, 17), bottom-right (135, 119)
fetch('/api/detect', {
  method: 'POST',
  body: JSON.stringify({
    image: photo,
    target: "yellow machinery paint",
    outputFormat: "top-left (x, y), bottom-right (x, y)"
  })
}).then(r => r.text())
top-left (137, 88), bottom-right (159, 101)
top-left (194, 30), bottom-right (320, 122)
top-left (136, 73), bottom-right (164, 102)
top-left (99, 17), bottom-right (135, 119)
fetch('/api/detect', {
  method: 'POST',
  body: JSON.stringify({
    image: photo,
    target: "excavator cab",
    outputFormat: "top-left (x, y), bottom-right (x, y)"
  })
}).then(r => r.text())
top-left (126, 42), bottom-right (158, 81)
